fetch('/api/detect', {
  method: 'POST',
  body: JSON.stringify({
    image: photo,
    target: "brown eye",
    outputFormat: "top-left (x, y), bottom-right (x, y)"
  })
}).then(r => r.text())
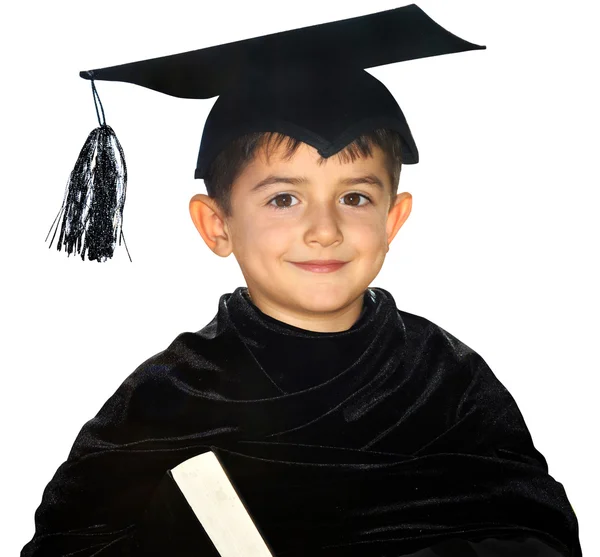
top-left (268, 193), bottom-right (298, 209)
top-left (342, 193), bottom-right (370, 207)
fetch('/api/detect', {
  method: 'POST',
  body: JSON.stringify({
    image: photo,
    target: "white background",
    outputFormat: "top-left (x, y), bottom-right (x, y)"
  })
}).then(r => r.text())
top-left (2, 0), bottom-right (598, 555)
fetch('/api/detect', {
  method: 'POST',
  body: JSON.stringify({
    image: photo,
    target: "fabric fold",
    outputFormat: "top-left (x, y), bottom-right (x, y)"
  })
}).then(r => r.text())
top-left (21, 286), bottom-right (581, 556)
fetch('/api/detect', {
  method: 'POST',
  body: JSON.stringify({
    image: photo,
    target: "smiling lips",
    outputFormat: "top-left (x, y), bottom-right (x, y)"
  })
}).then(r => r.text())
top-left (291, 260), bottom-right (348, 273)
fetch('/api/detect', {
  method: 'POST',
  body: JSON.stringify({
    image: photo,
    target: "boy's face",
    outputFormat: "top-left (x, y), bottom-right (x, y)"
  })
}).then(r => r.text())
top-left (190, 141), bottom-right (412, 331)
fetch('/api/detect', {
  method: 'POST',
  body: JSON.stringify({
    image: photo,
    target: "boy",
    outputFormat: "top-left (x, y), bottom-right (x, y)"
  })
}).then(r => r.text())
top-left (189, 132), bottom-right (412, 332)
top-left (24, 5), bottom-right (581, 557)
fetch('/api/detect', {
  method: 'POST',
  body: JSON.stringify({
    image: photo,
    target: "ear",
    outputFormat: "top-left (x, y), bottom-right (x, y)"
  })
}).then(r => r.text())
top-left (189, 193), bottom-right (233, 257)
top-left (386, 192), bottom-right (412, 247)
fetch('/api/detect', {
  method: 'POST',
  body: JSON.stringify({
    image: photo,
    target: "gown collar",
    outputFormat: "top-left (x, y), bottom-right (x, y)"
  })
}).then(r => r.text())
top-left (223, 286), bottom-right (387, 393)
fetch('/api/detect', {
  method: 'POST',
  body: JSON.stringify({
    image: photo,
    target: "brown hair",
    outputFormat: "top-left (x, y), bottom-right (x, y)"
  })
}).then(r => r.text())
top-left (203, 128), bottom-right (403, 217)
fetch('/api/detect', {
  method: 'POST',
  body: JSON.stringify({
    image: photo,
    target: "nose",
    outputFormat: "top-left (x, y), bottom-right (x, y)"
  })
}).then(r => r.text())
top-left (303, 201), bottom-right (343, 247)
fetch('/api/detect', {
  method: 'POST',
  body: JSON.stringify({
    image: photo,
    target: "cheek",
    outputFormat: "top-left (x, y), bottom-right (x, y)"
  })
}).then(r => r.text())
top-left (239, 219), bottom-right (293, 258)
top-left (259, 220), bottom-right (290, 242)
top-left (351, 220), bottom-right (388, 252)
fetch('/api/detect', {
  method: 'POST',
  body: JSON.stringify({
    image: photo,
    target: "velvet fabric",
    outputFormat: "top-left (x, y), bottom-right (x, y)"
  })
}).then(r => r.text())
top-left (21, 287), bottom-right (581, 556)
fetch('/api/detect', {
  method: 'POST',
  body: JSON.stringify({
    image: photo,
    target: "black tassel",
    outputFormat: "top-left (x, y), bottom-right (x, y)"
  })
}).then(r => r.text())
top-left (46, 80), bottom-right (131, 262)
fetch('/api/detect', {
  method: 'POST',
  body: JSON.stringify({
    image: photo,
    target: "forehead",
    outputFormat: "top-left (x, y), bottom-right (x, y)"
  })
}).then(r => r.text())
top-left (241, 140), bottom-right (389, 184)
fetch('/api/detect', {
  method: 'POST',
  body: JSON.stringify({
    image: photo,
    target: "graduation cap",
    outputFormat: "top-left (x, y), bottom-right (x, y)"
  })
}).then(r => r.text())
top-left (46, 3), bottom-right (485, 262)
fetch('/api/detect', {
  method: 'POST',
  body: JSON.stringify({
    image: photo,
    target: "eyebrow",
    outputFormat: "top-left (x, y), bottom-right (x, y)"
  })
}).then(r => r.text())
top-left (250, 173), bottom-right (385, 193)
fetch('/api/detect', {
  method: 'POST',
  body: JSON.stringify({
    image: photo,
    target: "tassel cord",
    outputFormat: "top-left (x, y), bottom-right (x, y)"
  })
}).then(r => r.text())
top-left (91, 79), bottom-right (106, 127)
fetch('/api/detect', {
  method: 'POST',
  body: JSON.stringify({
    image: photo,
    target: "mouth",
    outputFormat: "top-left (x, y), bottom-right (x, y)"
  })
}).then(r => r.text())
top-left (290, 260), bottom-right (348, 273)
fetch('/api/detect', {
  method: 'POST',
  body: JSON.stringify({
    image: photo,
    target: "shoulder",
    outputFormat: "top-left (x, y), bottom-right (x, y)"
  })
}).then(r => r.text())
top-left (391, 305), bottom-right (510, 403)
top-left (121, 313), bottom-right (227, 387)
top-left (370, 286), bottom-right (488, 376)
top-left (394, 308), bottom-right (530, 431)
top-left (69, 318), bottom-right (229, 457)
top-left (396, 307), bottom-right (484, 367)
top-left (391, 306), bottom-right (543, 459)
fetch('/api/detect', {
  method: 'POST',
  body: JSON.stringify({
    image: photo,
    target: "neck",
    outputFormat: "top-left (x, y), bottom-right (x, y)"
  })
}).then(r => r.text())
top-left (245, 288), bottom-right (366, 333)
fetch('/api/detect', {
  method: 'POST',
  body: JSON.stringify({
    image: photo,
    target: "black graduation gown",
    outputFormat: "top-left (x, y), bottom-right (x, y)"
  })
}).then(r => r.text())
top-left (21, 287), bottom-right (581, 556)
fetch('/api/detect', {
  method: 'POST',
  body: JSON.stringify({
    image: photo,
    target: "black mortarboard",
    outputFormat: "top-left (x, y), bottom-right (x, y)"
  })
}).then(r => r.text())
top-left (47, 3), bottom-right (484, 262)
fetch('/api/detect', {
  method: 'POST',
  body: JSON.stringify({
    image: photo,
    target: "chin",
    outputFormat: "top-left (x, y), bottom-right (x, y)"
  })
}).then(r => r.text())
top-left (289, 283), bottom-right (360, 311)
